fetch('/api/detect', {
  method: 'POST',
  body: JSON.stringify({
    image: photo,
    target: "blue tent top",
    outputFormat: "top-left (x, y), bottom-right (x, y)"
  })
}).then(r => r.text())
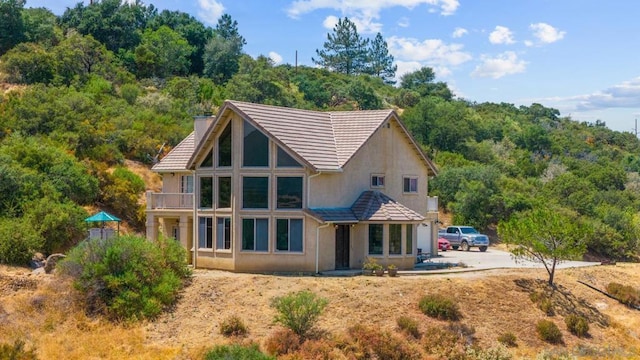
top-left (85, 211), bottom-right (121, 223)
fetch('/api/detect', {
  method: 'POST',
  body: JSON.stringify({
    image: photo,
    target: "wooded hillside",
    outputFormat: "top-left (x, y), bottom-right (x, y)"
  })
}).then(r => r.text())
top-left (1, 0), bottom-right (639, 264)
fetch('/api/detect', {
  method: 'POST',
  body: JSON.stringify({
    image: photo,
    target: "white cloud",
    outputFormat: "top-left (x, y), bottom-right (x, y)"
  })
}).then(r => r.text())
top-left (452, 27), bottom-right (468, 38)
top-left (198, 0), bottom-right (224, 26)
top-left (471, 51), bottom-right (527, 79)
top-left (576, 77), bottom-right (640, 110)
top-left (398, 17), bottom-right (410, 28)
top-left (528, 23), bottom-right (565, 45)
top-left (489, 26), bottom-right (515, 45)
top-left (323, 15), bottom-right (339, 30)
top-left (269, 52), bottom-right (283, 65)
top-left (388, 36), bottom-right (472, 66)
top-left (287, 0), bottom-right (460, 22)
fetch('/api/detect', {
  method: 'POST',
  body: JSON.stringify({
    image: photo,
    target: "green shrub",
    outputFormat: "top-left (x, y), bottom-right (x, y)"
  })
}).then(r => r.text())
top-left (348, 324), bottom-right (421, 360)
top-left (606, 282), bottom-right (640, 308)
top-left (418, 294), bottom-right (461, 321)
top-left (204, 344), bottom-right (274, 360)
top-left (466, 343), bottom-right (513, 360)
top-left (264, 328), bottom-right (301, 356)
top-left (58, 234), bottom-right (190, 321)
top-left (497, 332), bottom-right (517, 347)
top-left (536, 320), bottom-right (563, 344)
top-left (0, 217), bottom-right (42, 266)
top-left (271, 290), bottom-right (328, 339)
top-left (422, 325), bottom-right (467, 360)
top-left (539, 299), bottom-right (555, 316)
top-left (219, 315), bottom-right (248, 337)
top-left (397, 315), bottom-right (421, 338)
top-left (0, 340), bottom-right (38, 360)
top-left (564, 314), bottom-right (589, 337)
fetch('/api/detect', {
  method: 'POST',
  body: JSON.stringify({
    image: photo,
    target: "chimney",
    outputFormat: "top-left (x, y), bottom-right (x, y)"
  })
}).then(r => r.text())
top-left (194, 115), bottom-right (214, 146)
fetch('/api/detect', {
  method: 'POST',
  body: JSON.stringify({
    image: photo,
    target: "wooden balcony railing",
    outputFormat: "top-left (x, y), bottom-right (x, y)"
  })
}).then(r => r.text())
top-left (147, 192), bottom-right (193, 210)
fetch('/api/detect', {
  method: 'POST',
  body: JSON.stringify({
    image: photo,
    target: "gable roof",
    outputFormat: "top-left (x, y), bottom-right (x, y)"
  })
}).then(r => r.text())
top-left (152, 132), bottom-right (195, 172)
top-left (185, 100), bottom-right (437, 175)
top-left (306, 190), bottom-right (425, 223)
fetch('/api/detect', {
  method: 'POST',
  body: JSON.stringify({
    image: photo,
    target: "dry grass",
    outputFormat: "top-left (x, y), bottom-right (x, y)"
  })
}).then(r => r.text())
top-left (2, 264), bottom-right (640, 359)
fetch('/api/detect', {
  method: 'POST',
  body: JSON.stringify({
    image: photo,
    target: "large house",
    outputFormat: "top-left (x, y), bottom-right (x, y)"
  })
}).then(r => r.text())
top-left (146, 100), bottom-right (439, 272)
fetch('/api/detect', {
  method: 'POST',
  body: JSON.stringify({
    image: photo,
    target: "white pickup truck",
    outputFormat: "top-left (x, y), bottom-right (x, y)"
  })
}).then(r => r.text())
top-left (439, 226), bottom-right (489, 252)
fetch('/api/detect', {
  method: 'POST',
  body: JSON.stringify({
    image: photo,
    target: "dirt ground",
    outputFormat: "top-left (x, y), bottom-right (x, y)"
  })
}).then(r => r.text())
top-left (2, 263), bottom-right (640, 359)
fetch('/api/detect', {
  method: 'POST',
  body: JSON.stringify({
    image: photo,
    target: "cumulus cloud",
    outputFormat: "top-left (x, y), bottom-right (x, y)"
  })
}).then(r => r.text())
top-left (471, 51), bottom-right (527, 79)
top-left (198, 0), bottom-right (224, 26)
top-left (287, 0), bottom-right (461, 23)
top-left (528, 22), bottom-right (565, 45)
top-left (489, 26), bottom-right (515, 45)
top-left (452, 27), bottom-right (468, 38)
top-left (388, 36), bottom-right (472, 65)
top-left (269, 52), bottom-right (283, 65)
top-left (576, 77), bottom-right (640, 110)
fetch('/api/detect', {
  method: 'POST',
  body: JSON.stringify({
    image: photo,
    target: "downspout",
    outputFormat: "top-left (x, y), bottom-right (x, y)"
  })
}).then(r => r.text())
top-left (316, 222), bottom-right (331, 274)
top-left (191, 171), bottom-right (197, 269)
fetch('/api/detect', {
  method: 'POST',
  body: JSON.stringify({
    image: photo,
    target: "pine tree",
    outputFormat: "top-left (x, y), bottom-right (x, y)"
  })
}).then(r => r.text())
top-left (366, 32), bottom-right (397, 84)
top-left (313, 17), bottom-right (369, 75)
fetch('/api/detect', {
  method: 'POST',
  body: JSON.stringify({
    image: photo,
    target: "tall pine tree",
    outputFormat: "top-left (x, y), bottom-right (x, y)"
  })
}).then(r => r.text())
top-left (203, 14), bottom-right (246, 84)
top-left (313, 17), bottom-right (369, 75)
top-left (366, 32), bottom-right (397, 84)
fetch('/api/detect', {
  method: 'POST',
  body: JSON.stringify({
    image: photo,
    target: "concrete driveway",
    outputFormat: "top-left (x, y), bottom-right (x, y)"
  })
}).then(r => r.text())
top-left (418, 247), bottom-right (599, 271)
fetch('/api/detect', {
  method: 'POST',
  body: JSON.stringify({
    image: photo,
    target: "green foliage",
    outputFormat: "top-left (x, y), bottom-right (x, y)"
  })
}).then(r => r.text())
top-left (313, 17), bottom-right (369, 76)
top-left (23, 196), bottom-right (88, 254)
top-left (203, 14), bottom-right (245, 84)
top-left (348, 324), bottom-right (421, 360)
top-left (418, 294), bottom-right (461, 321)
top-left (497, 332), bottom-right (518, 347)
top-left (1, 42), bottom-right (55, 84)
top-left (205, 344), bottom-right (274, 360)
top-left (219, 315), bottom-right (248, 337)
top-left (270, 290), bottom-right (328, 339)
top-left (0, 339), bottom-right (38, 360)
top-left (59, 234), bottom-right (190, 321)
top-left (97, 166), bottom-right (145, 230)
top-left (0, 217), bottom-right (42, 265)
top-left (400, 67), bottom-right (452, 100)
top-left (606, 282), bottom-right (640, 308)
top-left (0, 0), bottom-right (25, 56)
top-left (135, 26), bottom-right (193, 78)
top-left (536, 320), bottom-right (563, 344)
top-left (498, 208), bottom-right (587, 286)
top-left (466, 344), bottom-right (513, 360)
top-left (564, 314), bottom-right (589, 337)
top-left (366, 32), bottom-right (397, 84)
top-left (422, 325), bottom-right (469, 360)
top-left (396, 315), bottom-right (421, 338)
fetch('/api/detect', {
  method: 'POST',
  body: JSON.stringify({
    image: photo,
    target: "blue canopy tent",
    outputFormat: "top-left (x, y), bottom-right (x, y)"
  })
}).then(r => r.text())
top-left (85, 211), bottom-right (121, 239)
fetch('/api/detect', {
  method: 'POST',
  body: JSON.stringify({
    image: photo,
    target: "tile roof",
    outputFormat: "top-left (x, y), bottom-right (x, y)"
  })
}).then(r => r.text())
top-left (152, 132), bottom-right (195, 172)
top-left (307, 191), bottom-right (424, 223)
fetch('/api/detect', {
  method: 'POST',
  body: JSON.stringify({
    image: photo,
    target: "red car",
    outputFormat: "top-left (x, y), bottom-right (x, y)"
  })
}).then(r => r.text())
top-left (438, 237), bottom-right (451, 251)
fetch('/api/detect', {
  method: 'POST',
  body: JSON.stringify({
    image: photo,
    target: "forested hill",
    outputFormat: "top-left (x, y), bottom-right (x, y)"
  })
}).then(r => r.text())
top-left (1, 0), bottom-right (639, 264)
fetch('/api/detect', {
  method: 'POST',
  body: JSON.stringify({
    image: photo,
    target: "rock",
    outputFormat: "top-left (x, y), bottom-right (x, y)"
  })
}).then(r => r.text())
top-left (44, 254), bottom-right (66, 274)
top-left (29, 252), bottom-right (46, 269)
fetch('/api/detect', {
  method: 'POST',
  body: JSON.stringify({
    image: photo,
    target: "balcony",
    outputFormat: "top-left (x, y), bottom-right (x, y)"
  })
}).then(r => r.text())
top-left (147, 192), bottom-right (194, 210)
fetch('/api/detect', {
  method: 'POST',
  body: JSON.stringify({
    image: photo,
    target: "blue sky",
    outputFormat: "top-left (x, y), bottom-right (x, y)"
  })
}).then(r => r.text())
top-left (27, 0), bottom-right (640, 133)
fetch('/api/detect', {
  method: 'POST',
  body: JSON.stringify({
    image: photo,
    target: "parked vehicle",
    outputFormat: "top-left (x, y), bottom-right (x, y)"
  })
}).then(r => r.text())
top-left (437, 237), bottom-right (451, 251)
top-left (438, 226), bottom-right (489, 252)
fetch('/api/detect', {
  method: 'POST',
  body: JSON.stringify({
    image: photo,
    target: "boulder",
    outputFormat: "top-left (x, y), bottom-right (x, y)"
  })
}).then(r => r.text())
top-left (44, 254), bottom-right (66, 274)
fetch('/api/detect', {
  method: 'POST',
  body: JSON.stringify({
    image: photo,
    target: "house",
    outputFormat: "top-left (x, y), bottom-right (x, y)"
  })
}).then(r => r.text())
top-left (146, 100), bottom-right (439, 272)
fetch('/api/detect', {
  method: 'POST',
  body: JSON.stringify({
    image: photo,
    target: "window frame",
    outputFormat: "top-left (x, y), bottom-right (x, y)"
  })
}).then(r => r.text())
top-left (277, 146), bottom-right (303, 168)
top-left (198, 216), bottom-right (213, 249)
top-left (370, 174), bottom-right (385, 188)
top-left (276, 176), bottom-right (303, 209)
top-left (389, 224), bottom-right (402, 255)
top-left (180, 175), bottom-right (194, 193)
top-left (241, 218), bottom-right (269, 252)
top-left (216, 217), bottom-right (231, 250)
top-left (242, 176), bottom-right (269, 209)
top-left (217, 176), bottom-right (231, 209)
top-left (276, 218), bottom-right (304, 253)
top-left (217, 121), bottom-right (232, 168)
top-left (199, 176), bottom-right (213, 209)
top-left (368, 224), bottom-right (383, 255)
top-left (403, 176), bottom-right (418, 193)
top-left (406, 224), bottom-right (413, 255)
top-left (243, 120), bottom-right (269, 167)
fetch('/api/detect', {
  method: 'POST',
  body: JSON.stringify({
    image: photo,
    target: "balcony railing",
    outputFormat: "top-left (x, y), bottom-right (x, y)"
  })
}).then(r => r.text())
top-left (147, 192), bottom-right (194, 210)
top-left (427, 196), bottom-right (438, 213)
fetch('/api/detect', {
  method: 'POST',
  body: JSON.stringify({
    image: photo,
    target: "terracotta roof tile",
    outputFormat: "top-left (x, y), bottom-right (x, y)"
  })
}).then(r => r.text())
top-left (152, 132), bottom-right (194, 172)
top-left (304, 208), bottom-right (358, 223)
top-left (351, 191), bottom-right (425, 222)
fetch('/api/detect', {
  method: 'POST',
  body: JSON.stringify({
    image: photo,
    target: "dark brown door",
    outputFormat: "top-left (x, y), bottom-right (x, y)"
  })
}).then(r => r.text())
top-left (335, 225), bottom-right (350, 269)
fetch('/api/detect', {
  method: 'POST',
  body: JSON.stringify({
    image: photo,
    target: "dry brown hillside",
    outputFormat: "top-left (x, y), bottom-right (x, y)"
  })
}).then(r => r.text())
top-left (1, 264), bottom-right (640, 359)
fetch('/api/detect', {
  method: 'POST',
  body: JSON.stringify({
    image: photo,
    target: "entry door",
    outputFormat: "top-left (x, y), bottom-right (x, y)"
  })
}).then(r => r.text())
top-left (335, 225), bottom-right (350, 269)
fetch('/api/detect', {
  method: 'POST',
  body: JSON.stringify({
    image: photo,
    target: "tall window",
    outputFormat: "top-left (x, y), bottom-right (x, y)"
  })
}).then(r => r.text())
top-left (218, 177), bottom-right (231, 208)
top-left (403, 177), bottom-right (418, 193)
top-left (198, 217), bottom-right (213, 248)
top-left (406, 224), bottom-right (413, 254)
top-left (277, 146), bottom-right (302, 167)
top-left (243, 177), bottom-right (268, 209)
top-left (243, 120), bottom-right (269, 167)
top-left (368, 224), bottom-right (383, 255)
top-left (200, 151), bottom-right (213, 167)
top-left (181, 175), bottom-right (193, 193)
top-left (216, 217), bottom-right (231, 250)
top-left (371, 175), bottom-right (385, 188)
top-left (218, 122), bottom-right (232, 167)
top-left (277, 177), bottom-right (303, 209)
top-left (389, 224), bottom-right (401, 255)
top-left (276, 219), bottom-right (303, 252)
top-left (199, 176), bottom-right (213, 208)
top-left (242, 218), bottom-right (269, 251)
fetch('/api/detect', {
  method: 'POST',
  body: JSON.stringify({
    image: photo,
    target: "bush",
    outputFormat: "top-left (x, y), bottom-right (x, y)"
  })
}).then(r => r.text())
top-left (536, 320), bottom-right (563, 344)
top-left (0, 340), bottom-right (38, 360)
top-left (264, 328), bottom-right (301, 356)
top-left (418, 294), bottom-right (461, 321)
top-left (422, 325), bottom-right (467, 360)
top-left (271, 290), bottom-right (328, 339)
top-left (466, 343), bottom-right (513, 360)
top-left (58, 234), bottom-right (190, 321)
top-left (564, 314), bottom-right (589, 337)
top-left (497, 332), bottom-right (518, 347)
top-left (0, 217), bottom-right (42, 266)
top-left (204, 344), bottom-right (274, 360)
top-left (348, 324), bottom-right (421, 360)
top-left (397, 315), bottom-right (421, 338)
top-left (606, 282), bottom-right (640, 308)
top-left (219, 315), bottom-right (248, 337)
